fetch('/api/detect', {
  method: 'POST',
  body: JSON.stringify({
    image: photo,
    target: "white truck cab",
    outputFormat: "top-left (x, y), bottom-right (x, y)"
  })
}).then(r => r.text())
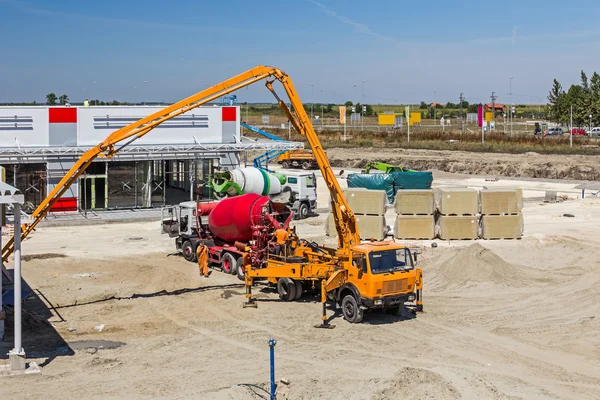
top-left (284, 171), bottom-right (317, 219)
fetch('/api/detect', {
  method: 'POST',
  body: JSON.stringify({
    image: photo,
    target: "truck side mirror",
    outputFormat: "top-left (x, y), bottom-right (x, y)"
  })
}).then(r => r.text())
top-left (413, 251), bottom-right (418, 263)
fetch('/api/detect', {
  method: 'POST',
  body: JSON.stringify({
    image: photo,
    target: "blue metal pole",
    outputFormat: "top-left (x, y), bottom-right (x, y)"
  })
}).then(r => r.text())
top-left (269, 339), bottom-right (277, 400)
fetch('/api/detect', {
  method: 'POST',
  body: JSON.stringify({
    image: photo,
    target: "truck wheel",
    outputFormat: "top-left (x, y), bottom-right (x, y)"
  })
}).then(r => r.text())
top-left (293, 280), bottom-right (303, 300)
top-left (298, 203), bottom-right (309, 220)
top-left (182, 241), bottom-right (197, 262)
top-left (282, 161), bottom-right (290, 169)
top-left (221, 253), bottom-right (236, 274)
top-left (301, 161), bottom-right (310, 170)
top-left (277, 278), bottom-right (296, 301)
top-left (341, 294), bottom-right (364, 323)
top-left (236, 257), bottom-right (245, 281)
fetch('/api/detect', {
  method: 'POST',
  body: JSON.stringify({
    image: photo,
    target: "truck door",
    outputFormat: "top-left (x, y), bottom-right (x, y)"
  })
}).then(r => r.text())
top-left (161, 206), bottom-right (180, 237)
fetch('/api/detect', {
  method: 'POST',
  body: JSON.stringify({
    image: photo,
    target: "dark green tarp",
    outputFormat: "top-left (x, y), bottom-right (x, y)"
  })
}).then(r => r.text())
top-left (346, 172), bottom-right (433, 203)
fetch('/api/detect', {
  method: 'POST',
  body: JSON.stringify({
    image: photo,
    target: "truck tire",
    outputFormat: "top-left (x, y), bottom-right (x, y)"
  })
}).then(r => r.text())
top-left (298, 203), bottom-right (309, 220)
top-left (236, 257), bottom-right (245, 281)
top-left (342, 294), bottom-right (364, 323)
top-left (293, 280), bottom-right (303, 300)
top-left (301, 161), bottom-right (311, 170)
top-left (182, 241), bottom-right (197, 262)
top-left (221, 253), bottom-right (236, 274)
top-left (282, 161), bottom-right (290, 169)
top-left (277, 278), bottom-right (296, 301)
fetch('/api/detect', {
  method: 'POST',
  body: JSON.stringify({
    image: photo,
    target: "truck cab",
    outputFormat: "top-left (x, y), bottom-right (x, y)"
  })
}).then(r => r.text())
top-left (284, 171), bottom-right (317, 219)
top-left (334, 242), bottom-right (421, 323)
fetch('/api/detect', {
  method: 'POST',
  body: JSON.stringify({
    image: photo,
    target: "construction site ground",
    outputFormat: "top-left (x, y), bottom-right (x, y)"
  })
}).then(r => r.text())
top-left (2, 162), bottom-right (600, 399)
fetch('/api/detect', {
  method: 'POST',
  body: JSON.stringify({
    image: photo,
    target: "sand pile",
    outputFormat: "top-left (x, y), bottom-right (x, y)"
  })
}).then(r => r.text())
top-left (373, 368), bottom-right (460, 400)
top-left (425, 244), bottom-right (531, 290)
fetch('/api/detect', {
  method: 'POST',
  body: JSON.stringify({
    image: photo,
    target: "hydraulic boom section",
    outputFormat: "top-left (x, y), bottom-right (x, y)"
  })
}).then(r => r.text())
top-left (2, 66), bottom-right (360, 261)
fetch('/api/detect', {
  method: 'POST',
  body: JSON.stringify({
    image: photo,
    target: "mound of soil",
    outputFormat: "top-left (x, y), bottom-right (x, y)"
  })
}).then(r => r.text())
top-left (426, 244), bottom-right (530, 290)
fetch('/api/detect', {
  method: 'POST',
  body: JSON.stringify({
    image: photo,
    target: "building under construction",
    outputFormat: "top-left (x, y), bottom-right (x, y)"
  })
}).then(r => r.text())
top-left (0, 105), bottom-right (300, 212)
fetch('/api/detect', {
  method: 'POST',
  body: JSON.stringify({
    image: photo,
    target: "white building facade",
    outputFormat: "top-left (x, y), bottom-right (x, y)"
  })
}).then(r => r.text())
top-left (0, 105), bottom-right (299, 212)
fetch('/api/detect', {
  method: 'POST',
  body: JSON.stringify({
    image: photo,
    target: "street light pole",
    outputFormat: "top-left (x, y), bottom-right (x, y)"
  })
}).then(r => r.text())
top-left (362, 80), bottom-right (366, 131)
top-left (509, 77), bottom-right (513, 136)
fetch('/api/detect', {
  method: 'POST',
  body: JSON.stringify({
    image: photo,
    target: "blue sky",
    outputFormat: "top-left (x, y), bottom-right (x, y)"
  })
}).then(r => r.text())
top-left (1, 0), bottom-right (600, 105)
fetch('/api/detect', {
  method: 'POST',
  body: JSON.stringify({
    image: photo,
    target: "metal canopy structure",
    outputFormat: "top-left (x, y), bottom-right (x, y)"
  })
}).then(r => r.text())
top-left (0, 181), bottom-right (27, 375)
top-left (0, 140), bottom-right (304, 164)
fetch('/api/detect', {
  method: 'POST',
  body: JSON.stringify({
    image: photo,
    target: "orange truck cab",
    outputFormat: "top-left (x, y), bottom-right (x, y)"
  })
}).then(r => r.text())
top-left (331, 242), bottom-right (421, 323)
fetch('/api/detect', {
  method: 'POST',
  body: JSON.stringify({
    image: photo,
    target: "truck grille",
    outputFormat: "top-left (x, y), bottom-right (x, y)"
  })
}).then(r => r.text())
top-left (382, 279), bottom-right (408, 295)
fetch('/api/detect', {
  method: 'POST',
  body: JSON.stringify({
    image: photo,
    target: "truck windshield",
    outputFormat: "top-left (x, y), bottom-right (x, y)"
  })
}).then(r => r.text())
top-left (369, 249), bottom-right (413, 274)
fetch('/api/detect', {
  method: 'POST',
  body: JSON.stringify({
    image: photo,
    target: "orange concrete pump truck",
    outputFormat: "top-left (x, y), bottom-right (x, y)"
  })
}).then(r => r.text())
top-left (1, 66), bottom-right (422, 326)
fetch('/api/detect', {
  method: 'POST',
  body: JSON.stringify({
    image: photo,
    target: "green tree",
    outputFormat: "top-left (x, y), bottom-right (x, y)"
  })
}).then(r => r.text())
top-left (547, 79), bottom-right (565, 123)
top-left (590, 72), bottom-right (600, 125)
top-left (446, 102), bottom-right (457, 109)
top-left (365, 104), bottom-right (374, 116)
top-left (58, 94), bottom-right (69, 105)
top-left (566, 84), bottom-right (584, 126)
top-left (419, 101), bottom-right (428, 109)
top-left (46, 92), bottom-right (57, 105)
top-left (344, 101), bottom-right (353, 107)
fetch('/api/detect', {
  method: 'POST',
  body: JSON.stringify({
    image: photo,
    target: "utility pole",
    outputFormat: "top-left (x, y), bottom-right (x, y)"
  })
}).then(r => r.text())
top-left (361, 80), bottom-right (366, 131)
top-left (491, 92), bottom-right (497, 132)
top-left (570, 105), bottom-right (573, 148)
top-left (459, 93), bottom-right (465, 134)
top-left (509, 77), bottom-right (514, 136)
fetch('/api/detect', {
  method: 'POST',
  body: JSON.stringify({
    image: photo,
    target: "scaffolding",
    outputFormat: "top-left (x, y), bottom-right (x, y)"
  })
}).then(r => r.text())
top-left (0, 141), bottom-right (303, 163)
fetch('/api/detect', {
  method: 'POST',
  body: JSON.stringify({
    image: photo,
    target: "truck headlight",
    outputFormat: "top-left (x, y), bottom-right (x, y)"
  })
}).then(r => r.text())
top-left (408, 294), bottom-right (415, 302)
top-left (374, 299), bottom-right (383, 305)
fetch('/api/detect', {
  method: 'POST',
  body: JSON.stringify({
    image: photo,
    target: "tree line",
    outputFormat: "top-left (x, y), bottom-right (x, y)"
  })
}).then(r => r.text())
top-left (547, 71), bottom-right (600, 127)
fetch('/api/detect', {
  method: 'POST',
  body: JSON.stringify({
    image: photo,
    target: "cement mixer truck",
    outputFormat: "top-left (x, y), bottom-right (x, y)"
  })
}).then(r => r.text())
top-left (212, 167), bottom-right (317, 220)
top-left (161, 193), bottom-right (293, 280)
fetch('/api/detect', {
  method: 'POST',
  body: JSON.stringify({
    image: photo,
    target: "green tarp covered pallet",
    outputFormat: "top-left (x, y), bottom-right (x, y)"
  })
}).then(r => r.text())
top-left (346, 172), bottom-right (433, 203)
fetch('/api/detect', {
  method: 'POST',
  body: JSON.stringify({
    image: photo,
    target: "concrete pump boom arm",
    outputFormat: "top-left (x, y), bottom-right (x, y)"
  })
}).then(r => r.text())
top-left (1, 66), bottom-right (359, 262)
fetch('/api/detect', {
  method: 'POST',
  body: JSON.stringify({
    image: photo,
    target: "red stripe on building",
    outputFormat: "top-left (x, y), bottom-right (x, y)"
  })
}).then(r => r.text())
top-left (222, 107), bottom-right (237, 122)
top-left (50, 197), bottom-right (78, 212)
top-left (49, 108), bottom-right (78, 123)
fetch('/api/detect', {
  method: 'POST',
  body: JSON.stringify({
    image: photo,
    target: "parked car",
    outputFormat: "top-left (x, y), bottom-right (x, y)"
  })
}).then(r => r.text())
top-left (546, 127), bottom-right (564, 136)
top-left (571, 128), bottom-right (586, 135)
top-left (586, 127), bottom-right (600, 136)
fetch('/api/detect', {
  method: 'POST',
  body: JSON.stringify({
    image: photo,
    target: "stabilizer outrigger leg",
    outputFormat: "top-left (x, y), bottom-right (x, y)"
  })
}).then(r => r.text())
top-left (314, 280), bottom-right (335, 329)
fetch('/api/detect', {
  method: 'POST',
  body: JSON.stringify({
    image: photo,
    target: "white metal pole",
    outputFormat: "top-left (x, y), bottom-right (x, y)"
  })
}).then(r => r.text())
top-left (407, 105), bottom-right (411, 144)
top-left (13, 203), bottom-right (22, 354)
top-left (570, 106), bottom-right (573, 148)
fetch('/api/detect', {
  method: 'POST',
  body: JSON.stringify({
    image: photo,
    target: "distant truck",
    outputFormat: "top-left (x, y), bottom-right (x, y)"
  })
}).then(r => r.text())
top-left (283, 171), bottom-right (318, 219)
top-left (278, 149), bottom-right (318, 170)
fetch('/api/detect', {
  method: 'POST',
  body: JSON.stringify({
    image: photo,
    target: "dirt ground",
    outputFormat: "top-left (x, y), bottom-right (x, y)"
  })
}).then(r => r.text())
top-left (1, 169), bottom-right (600, 399)
top-left (325, 147), bottom-right (600, 182)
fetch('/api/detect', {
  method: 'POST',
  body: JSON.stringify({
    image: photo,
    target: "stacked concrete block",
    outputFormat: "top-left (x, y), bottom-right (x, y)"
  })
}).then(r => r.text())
top-left (326, 189), bottom-right (388, 240)
top-left (343, 188), bottom-right (387, 215)
top-left (435, 188), bottom-right (479, 239)
top-left (394, 215), bottom-right (435, 240)
top-left (395, 189), bottom-right (435, 215)
top-left (435, 188), bottom-right (479, 216)
top-left (325, 213), bottom-right (387, 240)
top-left (481, 214), bottom-right (523, 239)
top-left (437, 215), bottom-right (479, 240)
top-left (394, 189), bottom-right (435, 239)
top-left (479, 189), bottom-right (520, 215)
top-left (479, 188), bottom-right (523, 239)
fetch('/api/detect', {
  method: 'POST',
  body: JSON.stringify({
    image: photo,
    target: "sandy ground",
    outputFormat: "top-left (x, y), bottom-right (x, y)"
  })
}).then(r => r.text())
top-left (1, 170), bottom-right (600, 399)
top-left (325, 147), bottom-right (600, 182)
